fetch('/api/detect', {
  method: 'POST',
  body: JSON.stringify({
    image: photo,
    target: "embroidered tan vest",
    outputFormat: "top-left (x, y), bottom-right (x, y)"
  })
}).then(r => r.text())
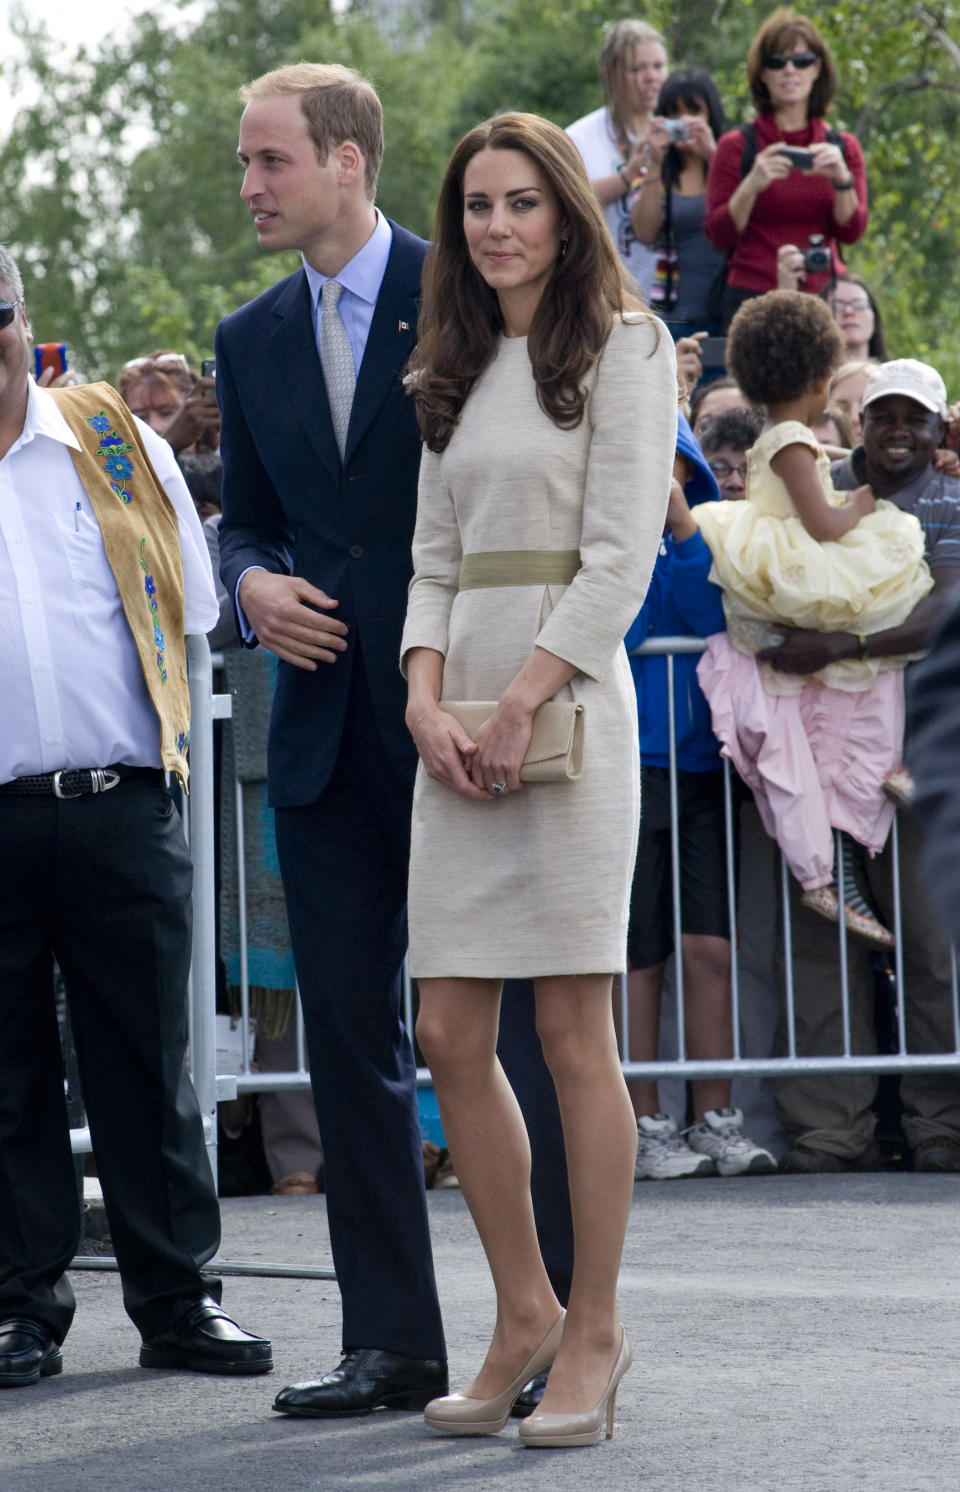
top-left (51, 382), bottom-right (192, 786)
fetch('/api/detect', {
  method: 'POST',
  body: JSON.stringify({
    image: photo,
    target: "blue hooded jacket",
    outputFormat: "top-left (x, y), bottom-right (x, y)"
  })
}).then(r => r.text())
top-left (624, 411), bottom-right (726, 772)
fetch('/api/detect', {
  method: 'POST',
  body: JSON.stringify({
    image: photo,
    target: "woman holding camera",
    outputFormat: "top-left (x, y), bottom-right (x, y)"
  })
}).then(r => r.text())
top-left (630, 67), bottom-right (727, 337)
top-left (703, 8), bottom-right (867, 329)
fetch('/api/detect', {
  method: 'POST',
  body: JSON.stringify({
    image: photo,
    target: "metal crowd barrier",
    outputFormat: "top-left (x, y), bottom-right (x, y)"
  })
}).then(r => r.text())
top-left (68, 634), bottom-right (960, 1210)
top-left (617, 638), bottom-right (960, 1085)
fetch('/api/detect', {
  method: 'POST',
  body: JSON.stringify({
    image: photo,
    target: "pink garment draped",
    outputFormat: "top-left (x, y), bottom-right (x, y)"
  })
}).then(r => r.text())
top-left (697, 633), bottom-right (903, 889)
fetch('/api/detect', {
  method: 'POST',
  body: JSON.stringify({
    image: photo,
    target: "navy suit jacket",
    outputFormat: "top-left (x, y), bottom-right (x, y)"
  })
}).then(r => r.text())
top-left (216, 222), bottom-right (427, 806)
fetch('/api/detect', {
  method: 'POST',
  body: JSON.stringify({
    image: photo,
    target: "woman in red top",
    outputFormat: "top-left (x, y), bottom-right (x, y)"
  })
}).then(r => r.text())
top-left (704, 8), bottom-right (867, 329)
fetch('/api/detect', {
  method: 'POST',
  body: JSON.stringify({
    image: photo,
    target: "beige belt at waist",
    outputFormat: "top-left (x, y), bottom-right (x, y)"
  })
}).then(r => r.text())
top-left (458, 549), bottom-right (581, 591)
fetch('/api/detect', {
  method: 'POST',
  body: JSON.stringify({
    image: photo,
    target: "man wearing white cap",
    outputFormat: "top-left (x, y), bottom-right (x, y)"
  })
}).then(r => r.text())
top-left (759, 357), bottom-right (960, 1173)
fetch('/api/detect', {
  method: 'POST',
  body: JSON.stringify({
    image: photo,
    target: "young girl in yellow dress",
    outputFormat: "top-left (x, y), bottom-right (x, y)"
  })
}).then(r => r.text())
top-left (694, 290), bottom-right (931, 943)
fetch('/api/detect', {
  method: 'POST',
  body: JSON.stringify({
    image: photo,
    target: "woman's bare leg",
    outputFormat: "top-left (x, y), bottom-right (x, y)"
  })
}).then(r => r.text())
top-left (533, 973), bottom-right (637, 1412)
top-left (416, 977), bottom-right (562, 1397)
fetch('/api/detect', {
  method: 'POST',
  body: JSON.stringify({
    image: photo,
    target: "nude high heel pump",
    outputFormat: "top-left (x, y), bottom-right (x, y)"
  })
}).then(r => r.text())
top-left (423, 1311), bottom-right (565, 1435)
top-left (518, 1326), bottom-right (632, 1448)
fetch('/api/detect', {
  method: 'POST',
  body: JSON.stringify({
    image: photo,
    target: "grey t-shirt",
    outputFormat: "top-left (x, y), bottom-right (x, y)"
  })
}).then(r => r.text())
top-left (832, 449), bottom-right (960, 572)
top-left (666, 192), bottom-right (726, 325)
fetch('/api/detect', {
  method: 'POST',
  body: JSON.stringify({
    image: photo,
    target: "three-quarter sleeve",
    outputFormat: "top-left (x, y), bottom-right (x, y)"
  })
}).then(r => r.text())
top-left (534, 314), bottom-right (677, 681)
top-left (400, 446), bottom-right (463, 676)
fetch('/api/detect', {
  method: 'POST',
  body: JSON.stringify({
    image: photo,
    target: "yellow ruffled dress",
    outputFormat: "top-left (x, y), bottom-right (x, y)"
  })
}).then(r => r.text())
top-left (694, 421), bottom-right (933, 692)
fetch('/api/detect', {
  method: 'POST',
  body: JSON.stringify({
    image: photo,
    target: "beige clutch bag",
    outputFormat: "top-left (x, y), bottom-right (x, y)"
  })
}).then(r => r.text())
top-left (440, 700), bottom-right (585, 782)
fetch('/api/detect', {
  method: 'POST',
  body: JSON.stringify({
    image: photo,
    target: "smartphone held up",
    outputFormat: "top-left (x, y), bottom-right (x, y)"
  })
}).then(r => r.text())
top-left (34, 342), bottom-right (68, 383)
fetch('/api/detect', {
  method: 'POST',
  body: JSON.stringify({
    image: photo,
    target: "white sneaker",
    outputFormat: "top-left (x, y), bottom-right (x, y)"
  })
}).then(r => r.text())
top-left (686, 1108), bottom-right (777, 1177)
top-left (635, 1113), bottom-right (717, 1181)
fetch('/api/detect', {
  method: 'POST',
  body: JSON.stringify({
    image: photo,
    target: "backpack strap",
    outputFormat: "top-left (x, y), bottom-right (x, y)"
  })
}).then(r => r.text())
top-left (738, 122), bottom-right (758, 178)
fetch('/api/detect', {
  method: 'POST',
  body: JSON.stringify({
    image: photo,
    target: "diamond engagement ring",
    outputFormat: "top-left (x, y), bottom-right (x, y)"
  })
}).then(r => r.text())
top-left (491, 781), bottom-right (507, 795)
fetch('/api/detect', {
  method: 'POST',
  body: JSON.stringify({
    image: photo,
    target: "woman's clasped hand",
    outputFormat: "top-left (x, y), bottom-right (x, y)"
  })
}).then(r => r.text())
top-left (411, 701), bottom-right (536, 798)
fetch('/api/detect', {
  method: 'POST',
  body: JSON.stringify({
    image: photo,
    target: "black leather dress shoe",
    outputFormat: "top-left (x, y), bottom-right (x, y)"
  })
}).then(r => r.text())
top-left (510, 1368), bottom-right (549, 1418)
top-left (139, 1296), bottom-right (273, 1375)
top-left (273, 1348), bottom-right (448, 1417)
top-left (0, 1320), bottom-right (63, 1388)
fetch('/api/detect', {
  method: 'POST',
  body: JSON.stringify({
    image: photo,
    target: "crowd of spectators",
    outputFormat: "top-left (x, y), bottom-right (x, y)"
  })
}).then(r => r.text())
top-left (561, 6), bottom-right (960, 1178)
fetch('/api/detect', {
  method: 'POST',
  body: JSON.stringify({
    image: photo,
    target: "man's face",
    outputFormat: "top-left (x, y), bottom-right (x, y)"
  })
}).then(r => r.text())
top-left (238, 95), bottom-right (343, 259)
top-left (704, 442), bottom-right (748, 501)
top-left (0, 283), bottom-right (31, 416)
top-left (862, 395), bottom-right (944, 486)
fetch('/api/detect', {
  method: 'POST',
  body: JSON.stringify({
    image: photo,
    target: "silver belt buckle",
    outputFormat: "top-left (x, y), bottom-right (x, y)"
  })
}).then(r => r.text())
top-left (52, 770), bottom-right (81, 800)
top-left (91, 768), bottom-right (121, 793)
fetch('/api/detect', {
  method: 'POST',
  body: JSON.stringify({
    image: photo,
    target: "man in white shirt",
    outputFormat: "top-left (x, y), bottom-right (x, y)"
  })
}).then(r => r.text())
top-left (0, 247), bottom-right (272, 1388)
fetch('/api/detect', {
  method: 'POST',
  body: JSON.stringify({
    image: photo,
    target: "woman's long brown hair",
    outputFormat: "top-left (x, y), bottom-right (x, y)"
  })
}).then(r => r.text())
top-left (410, 112), bottom-right (646, 454)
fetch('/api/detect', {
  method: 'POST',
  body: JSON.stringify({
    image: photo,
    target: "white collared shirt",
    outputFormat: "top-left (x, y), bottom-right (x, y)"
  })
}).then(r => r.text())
top-left (0, 381), bottom-right (219, 782)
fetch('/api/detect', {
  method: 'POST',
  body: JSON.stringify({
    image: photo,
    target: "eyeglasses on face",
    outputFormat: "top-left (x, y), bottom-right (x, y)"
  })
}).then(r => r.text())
top-left (708, 458), bottom-right (748, 480)
top-left (763, 49), bottom-right (819, 70)
top-left (0, 298), bottom-right (23, 330)
top-left (831, 297), bottom-right (872, 313)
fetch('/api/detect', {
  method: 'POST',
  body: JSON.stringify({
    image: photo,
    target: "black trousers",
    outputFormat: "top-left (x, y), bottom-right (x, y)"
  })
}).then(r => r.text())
top-left (0, 776), bottom-right (222, 1343)
top-left (274, 657), bottom-right (446, 1360)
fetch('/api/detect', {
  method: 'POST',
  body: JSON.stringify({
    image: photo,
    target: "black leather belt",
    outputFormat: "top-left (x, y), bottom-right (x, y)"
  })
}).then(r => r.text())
top-left (0, 765), bottom-right (164, 799)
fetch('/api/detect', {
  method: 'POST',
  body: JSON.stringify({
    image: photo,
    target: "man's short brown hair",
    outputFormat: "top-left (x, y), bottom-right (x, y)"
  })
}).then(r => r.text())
top-left (240, 63), bottom-right (384, 197)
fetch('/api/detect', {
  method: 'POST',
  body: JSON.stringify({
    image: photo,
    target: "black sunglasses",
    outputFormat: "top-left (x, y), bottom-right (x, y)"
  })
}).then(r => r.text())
top-left (763, 50), bottom-right (819, 70)
top-left (0, 299), bottom-right (22, 330)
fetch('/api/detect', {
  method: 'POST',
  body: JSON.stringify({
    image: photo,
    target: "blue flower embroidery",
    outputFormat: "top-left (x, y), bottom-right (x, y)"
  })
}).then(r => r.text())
top-left (139, 537), bottom-right (167, 685)
top-left (87, 410), bottom-right (135, 504)
top-left (176, 730), bottom-right (190, 754)
top-left (105, 451), bottom-right (134, 482)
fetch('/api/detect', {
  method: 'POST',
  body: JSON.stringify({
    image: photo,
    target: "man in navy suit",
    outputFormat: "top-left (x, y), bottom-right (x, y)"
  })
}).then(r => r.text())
top-left (216, 62), bottom-right (448, 1417)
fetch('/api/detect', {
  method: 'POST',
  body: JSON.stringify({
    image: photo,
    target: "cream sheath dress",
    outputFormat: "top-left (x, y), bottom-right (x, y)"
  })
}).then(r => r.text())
top-left (400, 315), bottom-right (677, 978)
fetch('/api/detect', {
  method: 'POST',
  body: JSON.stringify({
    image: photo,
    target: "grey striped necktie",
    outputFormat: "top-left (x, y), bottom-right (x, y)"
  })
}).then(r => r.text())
top-left (320, 278), bottom-right (355, 459)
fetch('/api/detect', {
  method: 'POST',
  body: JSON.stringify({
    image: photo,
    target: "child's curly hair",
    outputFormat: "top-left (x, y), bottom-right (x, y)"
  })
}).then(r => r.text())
top-left (726, 290), bottom-right (843, 408)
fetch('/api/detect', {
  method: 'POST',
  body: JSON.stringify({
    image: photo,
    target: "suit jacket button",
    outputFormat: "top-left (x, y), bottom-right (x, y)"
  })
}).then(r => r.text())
top-left (349, 544), bottom-right (364, 558)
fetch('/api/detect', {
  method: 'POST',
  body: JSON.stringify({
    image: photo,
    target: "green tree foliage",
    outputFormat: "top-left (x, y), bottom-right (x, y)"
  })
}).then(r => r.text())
top-left (2, 0), bottom-right (960, 387)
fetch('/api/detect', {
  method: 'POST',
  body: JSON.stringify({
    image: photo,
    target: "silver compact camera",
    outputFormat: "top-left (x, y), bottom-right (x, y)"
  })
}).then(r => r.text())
top-left (660, 118), bottom-right (691, 144)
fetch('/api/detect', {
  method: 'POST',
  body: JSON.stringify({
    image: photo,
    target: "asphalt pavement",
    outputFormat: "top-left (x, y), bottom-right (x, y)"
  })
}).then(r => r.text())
top-left (2, 1174), bottom-right (959, 1492)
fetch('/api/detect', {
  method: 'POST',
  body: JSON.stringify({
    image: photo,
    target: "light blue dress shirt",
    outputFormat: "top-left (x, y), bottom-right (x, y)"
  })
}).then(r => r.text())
top-left (301, 208), bottom-right (394, 373)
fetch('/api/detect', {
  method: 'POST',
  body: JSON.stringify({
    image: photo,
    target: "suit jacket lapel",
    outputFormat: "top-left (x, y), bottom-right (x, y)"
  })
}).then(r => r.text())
top-left (344, 225), bottom-right (422, 463)
top-left (267, 269), bottom-right (342, 484)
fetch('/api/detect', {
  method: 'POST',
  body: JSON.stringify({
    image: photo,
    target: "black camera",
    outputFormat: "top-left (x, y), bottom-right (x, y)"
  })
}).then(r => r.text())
top-left (778, 145), bottom-right (814, 170)
top-left (803, 234), bottom-right (831, 274)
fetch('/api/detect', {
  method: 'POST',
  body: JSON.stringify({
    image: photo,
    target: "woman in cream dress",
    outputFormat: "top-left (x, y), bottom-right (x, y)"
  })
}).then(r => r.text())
top-left (402, 114), bottom-right (675, 1448)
